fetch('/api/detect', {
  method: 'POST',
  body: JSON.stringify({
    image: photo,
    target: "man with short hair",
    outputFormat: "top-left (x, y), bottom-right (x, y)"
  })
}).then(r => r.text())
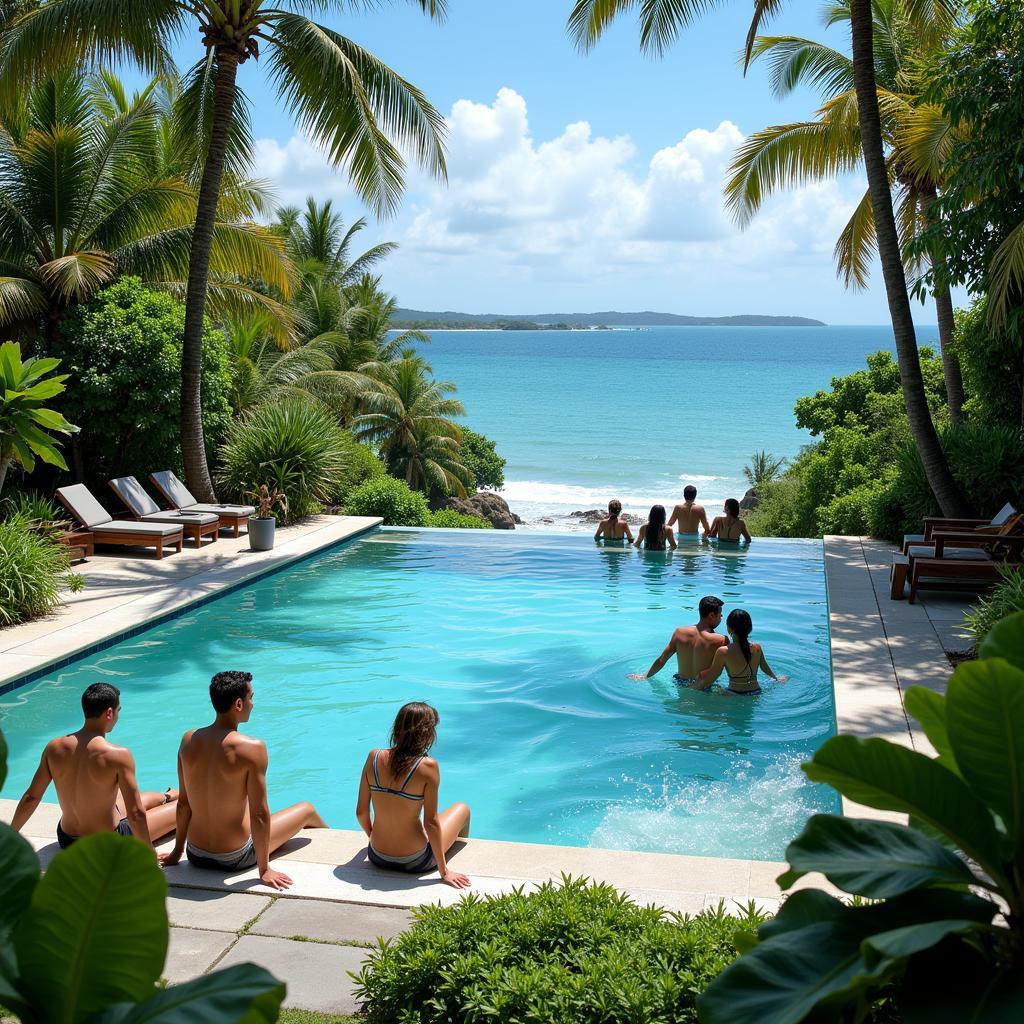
top-left (11, 682), bottom-right (178, 848)
top-left (628, 596), bottom-right (727, 685)
top-left (668, 486), bottom-right (710, 537)
top-left (159, 670), bottom-right (327, 890)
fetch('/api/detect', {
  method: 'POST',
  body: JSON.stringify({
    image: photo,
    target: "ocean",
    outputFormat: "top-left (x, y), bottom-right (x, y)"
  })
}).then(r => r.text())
top-left (414, 324), bottom-right (940, 530)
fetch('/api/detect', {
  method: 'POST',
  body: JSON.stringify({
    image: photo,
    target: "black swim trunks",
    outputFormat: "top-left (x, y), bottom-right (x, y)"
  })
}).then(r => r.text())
top-left (367, 844), bottom-right (437, 873)
top-left (56, 816), bottom-right (133, 849)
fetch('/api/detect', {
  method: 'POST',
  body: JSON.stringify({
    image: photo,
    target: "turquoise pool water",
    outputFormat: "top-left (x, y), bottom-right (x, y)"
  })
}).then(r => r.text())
top-left (1, 529), bottom-right (838, 860)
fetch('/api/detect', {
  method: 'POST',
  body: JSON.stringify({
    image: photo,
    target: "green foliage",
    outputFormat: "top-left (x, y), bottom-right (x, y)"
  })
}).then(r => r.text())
top-left (355, 877), bottom-right (766, 1024)
top-left (343, 476), bottom-right (428, 527)
top-left (0, 340), bottom-right (78, 494)
top-left (424, 508), bottom-right (493, 529)
top-left (742, 450), bottom-right (786, 490)
top-left (52, 279), bottom-right (232, 491)
top-left (698, 615), bottom-right (1024, 1023)
top-left (459, 427), bottom-right (506, 490)
top-left (330, 431), bottom-right (387, 506)
top-left (953, 297), bottom-right (1023, 427)
top-left (0, 513), bottom-right (80, 626)
top-left (0, 490), bottom-right (70, 536)
top-left (218, 398), bottom-right (348, 521)
top-left (964, 565), bottom-right (1024, 650)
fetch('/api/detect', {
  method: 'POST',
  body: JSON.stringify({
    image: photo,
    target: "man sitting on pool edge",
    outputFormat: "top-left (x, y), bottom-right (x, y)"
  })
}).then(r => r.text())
top-left (627, 595), bottom-right (726, 685)
top-left (10, 682), bottom-right (178, 849)
top-left (159, 670), bottom-right (327, 890)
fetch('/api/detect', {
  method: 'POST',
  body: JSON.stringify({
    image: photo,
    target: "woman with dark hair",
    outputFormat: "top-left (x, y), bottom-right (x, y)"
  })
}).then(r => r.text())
top-left (708, 498), bottom-right (751, 544)
top-left (594, 499), bottom-right (634, 544)
top-left (355, 702), bottom-right (471, 888)
top-left (695, 609), bottom-right (787, 695)
top-left (633, 504), bottom-right (677, 550)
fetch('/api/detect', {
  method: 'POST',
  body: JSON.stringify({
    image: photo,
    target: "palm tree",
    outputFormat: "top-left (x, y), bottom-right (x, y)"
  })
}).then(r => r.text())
top-left (725, 0), bottom-right (966, 421)
top-left (0, 0), bottom-right (448, 502)
top-left (743, 450), bottom-right (787, 489)
top-left (566, 0), bottom-right (970, 516)
top-left (354, 356), bottom-right (472, 497)
top-left (0, 69), bottom-right (289, 346)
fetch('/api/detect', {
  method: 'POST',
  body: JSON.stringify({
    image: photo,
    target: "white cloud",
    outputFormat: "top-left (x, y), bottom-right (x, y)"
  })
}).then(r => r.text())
top-left (252, 135), bottom-right (355, 209)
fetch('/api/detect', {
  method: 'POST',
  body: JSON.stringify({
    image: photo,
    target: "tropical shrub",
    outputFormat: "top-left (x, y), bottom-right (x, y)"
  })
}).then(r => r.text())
top-left (742, 450), bottom-right (786, 490)
top-left (218, 399), bottom-right (348, 521)
top-left (355, 877), bottom-right (767, 1024)
top-left (459, 427), bottom-right (506, 490)
top-left (425, 508), bottom-right (493, 529)
top-left (698, 612), bottom-right (1024, 1023)
top-left (0, 726), bottom-right (284, 1021)
top-left (0, 513), bottom-right (82, 626)
top-left (344, 476), bottom-right (428, 527)
top-left (952, 298), bottom-right (1023, 428)
top-left (51, 279), bottom-right (232, 490)
top-left (331, 431), bottom-right (387, 506)
top-left (964, 565), bottom-right (1024, 649)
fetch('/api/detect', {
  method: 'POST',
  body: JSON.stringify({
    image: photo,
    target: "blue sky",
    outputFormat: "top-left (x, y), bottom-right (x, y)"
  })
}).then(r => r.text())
top-left (171, 1), bottom-right (959, 325)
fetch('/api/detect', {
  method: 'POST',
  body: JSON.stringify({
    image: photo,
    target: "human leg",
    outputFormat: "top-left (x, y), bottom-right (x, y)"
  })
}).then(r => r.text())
top-left (268, 801), bottom-right (327, 853)
top-left (438, 802), bottom-right (471, 853)
top-left (145, 800), bottom-right (178, 841)
top-left (140, 788), bottom-right (178, 811)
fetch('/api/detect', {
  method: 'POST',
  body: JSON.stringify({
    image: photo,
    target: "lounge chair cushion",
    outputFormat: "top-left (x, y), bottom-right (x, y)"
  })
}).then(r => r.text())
top-left (92, 520), bottom-right (183, 538)
top-left (186, 502), bottom-right (256, 518)
top-left (907, 545), bottom-right (989, 561)
top-left (992, 502), bottom-right (1017, 527)
top-left (109, 476), bottom-right (162, 517)
top-left (57, 484), bottom-right (113, 528)
top-left (150, 470), bottom-right (197, 509)
top-left (141, 510), bottom-right (219, 526)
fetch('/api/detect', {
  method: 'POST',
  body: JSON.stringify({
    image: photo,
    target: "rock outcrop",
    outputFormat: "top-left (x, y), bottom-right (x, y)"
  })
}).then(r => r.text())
top-left (570, 509), bottom-right (643, 524)
top-left (445, 491), bottom-right (521, 529)
top-left (740, 487), bottom-right (760, 511)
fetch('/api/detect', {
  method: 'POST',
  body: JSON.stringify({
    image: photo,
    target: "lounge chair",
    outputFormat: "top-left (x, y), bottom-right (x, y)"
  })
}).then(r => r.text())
top-left (902, 502), bottom-right (1018, 553)
top-left (56, 484), bottom-right (184, 559)
top-left (108, 477), bottom-right (220, 548)
top-left (148, 470), bottom-right (254, 537)
top-left (907, 556), bottom-right (1018, 604)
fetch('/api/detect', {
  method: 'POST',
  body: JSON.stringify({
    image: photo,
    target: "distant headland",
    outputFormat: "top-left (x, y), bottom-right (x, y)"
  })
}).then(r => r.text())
top-left (391, 308), bottom-right (827, 329)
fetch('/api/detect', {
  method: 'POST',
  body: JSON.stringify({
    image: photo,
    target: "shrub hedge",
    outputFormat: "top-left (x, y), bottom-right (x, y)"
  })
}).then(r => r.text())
top-left (964, 566), bottom-right (1024, 649)
top-left (0, 513), bottom-right (83, 626)
top-left (424, 508), bottom-right (492, 529)
top-left (344, 477), bottom-right (429, 526)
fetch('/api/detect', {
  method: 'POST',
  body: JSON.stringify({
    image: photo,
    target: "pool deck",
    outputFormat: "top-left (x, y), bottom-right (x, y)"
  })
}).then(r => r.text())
top-left (0, 526), bottom-right (968, 1013)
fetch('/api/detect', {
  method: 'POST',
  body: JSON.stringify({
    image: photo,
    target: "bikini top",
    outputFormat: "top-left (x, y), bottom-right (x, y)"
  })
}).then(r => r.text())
top-left (717, 518), bottom-right (741, 541)
top-left (727, 658), bottom-right (758, 690)
top-left (367, 749), bottom-right (424, 801)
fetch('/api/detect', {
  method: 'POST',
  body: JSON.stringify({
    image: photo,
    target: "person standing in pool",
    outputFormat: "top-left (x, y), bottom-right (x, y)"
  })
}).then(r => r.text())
top-left (355, 702), bottom-right (471, 889)
top-left (668, 485), bottom-right (710, 537)
top-left (695, 610), bottom-right (787, 695)
top-left (159, 670), bottom-right (327, 890)
top-left (594, 499), bottom-right (634, 544)
top-left (627, 596), bottom-right (726, 684)
top-left (10, 682), bottom-right (179, 849)
top-left (707, 498), bottom-right (751, 544)
top-left (634, 504), bottom-right (677, 550)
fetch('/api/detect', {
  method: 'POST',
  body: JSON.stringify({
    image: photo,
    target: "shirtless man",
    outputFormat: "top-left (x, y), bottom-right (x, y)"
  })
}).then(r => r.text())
top-left (10, 682), bottom-right (178, 849)
top-left (668, 486), bottom-right (710, 537)
top-left (627, 596), bottom-right (727, 685)
top-left (159, 670), bottom-right (327, 890)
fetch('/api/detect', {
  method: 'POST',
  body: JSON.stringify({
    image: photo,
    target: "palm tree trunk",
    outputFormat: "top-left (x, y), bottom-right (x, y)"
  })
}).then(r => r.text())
top-left (0, 453), bottom-right (11, 495)
top-left (848, 0), bottom-right (971, 517)
top-left (181, 48), bottom-right (241, 502)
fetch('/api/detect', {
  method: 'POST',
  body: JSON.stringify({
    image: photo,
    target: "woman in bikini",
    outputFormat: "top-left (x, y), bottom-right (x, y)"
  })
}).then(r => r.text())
top-left (355, 702), bottom-right (471, 888)
top-left (634, 504), bottom-right (677, 550)
top-left (594, 499), bottom-right (634, 544)
top-left (707, 498), bottom-right (751, 544)
top-left (695, 609), bottom-right (787, 695)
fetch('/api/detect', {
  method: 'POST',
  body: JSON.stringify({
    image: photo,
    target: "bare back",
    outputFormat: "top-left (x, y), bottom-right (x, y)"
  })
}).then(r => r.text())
top-left (670, 502), bottom-right (707, 534)
top-left (179, 726), bottom-right (265, 850)
top-left (673, 624), bottom-right (727, 677)
top-left (46, 733), bottom-right (129, 834)
top-left (361, 748), bottom-right (436, 857)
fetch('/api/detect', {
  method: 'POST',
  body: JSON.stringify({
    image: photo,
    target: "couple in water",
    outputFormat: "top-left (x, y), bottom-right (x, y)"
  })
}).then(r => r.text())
top-left (13, 674), bottom-right (470, 890)
top-left (628, 595), bottom-right (787, 695)
top-left (594, 486), bottom-right (751, 549)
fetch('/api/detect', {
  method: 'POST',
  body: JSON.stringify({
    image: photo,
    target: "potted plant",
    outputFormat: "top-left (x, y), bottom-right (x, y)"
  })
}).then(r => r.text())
top-left (245, 484), bottom-right (287, 551)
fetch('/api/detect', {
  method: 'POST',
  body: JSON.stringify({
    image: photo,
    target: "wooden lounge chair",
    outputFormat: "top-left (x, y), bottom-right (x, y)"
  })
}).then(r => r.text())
top-left (56, 484), bottom-right (183, 559)
top-left (108, 476), bottom-right (220, 548)
top-left (902, 501), bottom-right (1017, 552)
top-left (149, 470), bottom-right (254, 537)
top-left (908, 556), bottom-right (1017, 604)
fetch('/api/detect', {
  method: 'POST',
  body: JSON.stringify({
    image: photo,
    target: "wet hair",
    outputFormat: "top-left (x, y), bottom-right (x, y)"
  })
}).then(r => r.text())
top-left (82, 683), bottom-right (119, 718)
top-left (727, 609), bottom-right (753, 665)
top-left (724, 498), bottom-right (740, 517)
top-left (608, 499), bottom-right (622, 521)
top-left (389, 702), bottom-right (440, 780)
top-left (698, 595), bottom-right (724, 619)
top-left (644, 505), bottom-right (667, 549)
top-left (683, 485), bottom-right (697, 501)
top-left (210, 670), bottom-right (253, 713)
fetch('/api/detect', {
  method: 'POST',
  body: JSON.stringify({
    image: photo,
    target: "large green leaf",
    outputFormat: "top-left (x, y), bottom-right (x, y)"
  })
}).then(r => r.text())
top-left (0, 825), bottom-right (38, 1017)
top-left (946, 658), bottom-right (1024, 849)
top-left (0, 725), bottom-right (7, 790)
top-left (904, 687), bottom-right (958, 772)
top-left (778, 814), bottom-right (977, 897)
top-left (803, 735), bottom-right (1003, 870)
top-left (88, 964), bottom-right (285, 1024)
top-left (15, 833), bottom-right (168, 1023)
top-left (862, 918), bottom-right (992, 961)
top-left (980, 611), bottom-right (1024, 671)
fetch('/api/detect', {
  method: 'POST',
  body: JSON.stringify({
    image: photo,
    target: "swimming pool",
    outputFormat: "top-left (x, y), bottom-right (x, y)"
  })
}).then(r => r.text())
top-left (1, 529), bottom-right (839, 860)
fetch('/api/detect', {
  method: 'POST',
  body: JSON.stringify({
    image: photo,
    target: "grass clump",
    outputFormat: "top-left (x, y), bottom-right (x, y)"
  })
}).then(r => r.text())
top-left (425, 508), bottom-right (492, 529)
top-left (0, 512), bottom-right (83, 626)
top-left (354, 877), bottom-right (766, 1024)
top-left (344, 477), bottom-right (429, 527)
top-left (964, 565), bottom-right (1024, 649)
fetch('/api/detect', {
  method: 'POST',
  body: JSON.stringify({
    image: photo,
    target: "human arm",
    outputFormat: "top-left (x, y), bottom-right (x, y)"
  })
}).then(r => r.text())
top-left (623, 522), bottom-right (634, 542)
top-left (10, 748), bottom-right (53, 832)
top-left (628, 631), bottom-right (678, 680)
top-left (665, 529), bottom-right (677, 550)
top-left (593, 520), bottom-right (604, 540)
top-left (740, 519), bottom-right (752, 543)
top-left (633, 525), bottom-right (644, 548)
top-left (667, 506), bottom-right (679, 529)
top-left (707, 517), bottom-right (720, 539)
top-left (758, 648), bottom-right (787, 682)
top-left (699, 507), bottom-right (711, 534)
top-left (421, 761), bottom-right (469, 889)
top-left (245, 742), bottom-right (292, 890)
top-left (695, 646), bottom-right (728, 690)
top-left (116, 752), bottom-right (154, 848)
top-left (355, 753), bottom-right (373, 838)
top-left (159, 743), bottom-right (192, 866)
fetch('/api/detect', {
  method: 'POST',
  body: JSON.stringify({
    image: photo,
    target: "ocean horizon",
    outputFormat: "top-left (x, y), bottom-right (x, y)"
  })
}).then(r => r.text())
top-left (411, 323), bottom-right (941, 529)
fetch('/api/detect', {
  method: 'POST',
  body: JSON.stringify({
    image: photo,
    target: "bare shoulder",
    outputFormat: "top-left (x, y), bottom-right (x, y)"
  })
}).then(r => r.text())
top-left (418, 756), bottom-right (440, 779)
top-left (712, 633), bottom-right (729, 645)
top-left (233, 733), bottom-right (268, 765)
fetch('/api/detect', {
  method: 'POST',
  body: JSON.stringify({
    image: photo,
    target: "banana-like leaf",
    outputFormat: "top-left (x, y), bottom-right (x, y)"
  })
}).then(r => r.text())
top-left (778, 814), bottom-right (977, 897)
top-left (15, 833), bottom-right (168, 1023)
top-left (0, 822), bottom-right (39, 933)
top-left (979, 611), bottom-right (1024, 671)
top-left (0, 723), bottom-right (6, 789)
top-left (904, 686), bottom-right (957, 772)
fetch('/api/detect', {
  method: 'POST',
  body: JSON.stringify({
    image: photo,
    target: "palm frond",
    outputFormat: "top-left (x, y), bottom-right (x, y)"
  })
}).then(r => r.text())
top-left (0, 273), bottom-right (46, 324)
top-left (834, 188), bottom-right (875, 290)
top-left (987, 220), bottom-right (1024, 328)
top-left (747, 36), bottom-right (853, 100)
top-left (37, 249), bottom-right (114, 302)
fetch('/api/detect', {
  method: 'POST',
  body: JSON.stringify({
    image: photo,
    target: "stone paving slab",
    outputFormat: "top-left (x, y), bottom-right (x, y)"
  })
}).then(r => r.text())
top-left (217, 935), bottom-right (369, 1014)
top-left (166, 887), bottom-right (272, 932)
top-left (164, 926), bottom-right (237, 985)
top-left (252, 898), bottom-right (412, 944)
